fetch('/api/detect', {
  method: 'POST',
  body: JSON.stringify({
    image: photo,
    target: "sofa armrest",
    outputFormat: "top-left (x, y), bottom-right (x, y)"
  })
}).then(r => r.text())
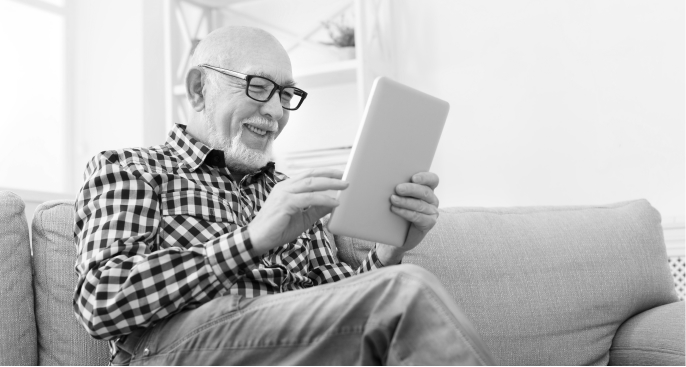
top-left (609, 301), bottom-right (685, 366)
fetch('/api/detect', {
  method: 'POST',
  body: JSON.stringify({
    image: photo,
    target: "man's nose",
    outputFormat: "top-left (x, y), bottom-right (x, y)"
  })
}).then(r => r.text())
top-left (260, 89), bottom-right (284, 121)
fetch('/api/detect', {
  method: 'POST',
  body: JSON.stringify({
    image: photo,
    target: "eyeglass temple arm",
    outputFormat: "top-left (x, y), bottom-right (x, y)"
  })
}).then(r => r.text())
top-left (199, 64), bottom-right (247, 79)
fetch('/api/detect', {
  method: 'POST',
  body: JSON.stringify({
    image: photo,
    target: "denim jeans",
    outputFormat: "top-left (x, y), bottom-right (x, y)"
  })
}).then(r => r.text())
top-left (112, 264), bottom-right (495, 365)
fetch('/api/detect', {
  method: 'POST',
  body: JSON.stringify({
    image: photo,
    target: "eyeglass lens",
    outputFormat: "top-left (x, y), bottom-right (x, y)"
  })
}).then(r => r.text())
top-left (248, 76), bottom-right (303, 110)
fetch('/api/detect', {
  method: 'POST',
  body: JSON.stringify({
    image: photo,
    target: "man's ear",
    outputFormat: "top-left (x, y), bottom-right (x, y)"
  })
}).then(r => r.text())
top-left (186, 67), bottom-right (205, 112)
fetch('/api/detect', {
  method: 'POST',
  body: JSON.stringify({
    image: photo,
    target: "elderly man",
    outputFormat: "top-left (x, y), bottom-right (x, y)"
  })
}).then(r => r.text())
top-left (73, 26), bottom-right (494, 365)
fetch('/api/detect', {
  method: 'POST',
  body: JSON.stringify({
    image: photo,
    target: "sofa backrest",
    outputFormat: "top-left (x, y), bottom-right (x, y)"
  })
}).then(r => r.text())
top-left (335, 199), bottom-right (679, 366)
top-left (0, 191), bottom-right (38, 366)
top-left (31, 199), bottom-right (109, 365)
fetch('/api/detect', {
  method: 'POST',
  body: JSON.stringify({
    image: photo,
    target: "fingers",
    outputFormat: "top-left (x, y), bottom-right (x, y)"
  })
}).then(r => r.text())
top-left (292, 168), bottom-right (344, 181)
top-left (391, 172), bottom-right (440, 230)
top-left (395, 182), bottom-right (439, 207)
top-left (411, 172), bottom-right (439, 190)
top-left (281, 168), bottom-right (348, 194)
top-left (296, 192), bottom-right (340, 210)
top-left (288, 177), bottom-right (349, 194)
top-left (390, 205), bottom-right (437, 231)
top-left (390, 195), bottom-right (438, 216)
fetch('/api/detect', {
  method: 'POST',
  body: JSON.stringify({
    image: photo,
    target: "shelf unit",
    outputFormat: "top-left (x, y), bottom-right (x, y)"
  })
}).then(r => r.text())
top-left (293, 59), bottom-right (358, 89)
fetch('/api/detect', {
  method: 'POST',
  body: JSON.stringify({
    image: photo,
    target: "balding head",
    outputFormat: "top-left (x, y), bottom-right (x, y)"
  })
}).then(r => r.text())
top-left (191, 26), bottom-right (291, 77)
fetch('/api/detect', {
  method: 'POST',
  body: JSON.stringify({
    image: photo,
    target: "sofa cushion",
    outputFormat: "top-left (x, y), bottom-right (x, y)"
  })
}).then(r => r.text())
top-left (609, 300), bottom-right (685, 365)
top-left (0, 191), bottom-right (38, 365)
top-left (32, 199), bottom-right (110, 365)
top-left (335, 199), bottom-right (678, 365)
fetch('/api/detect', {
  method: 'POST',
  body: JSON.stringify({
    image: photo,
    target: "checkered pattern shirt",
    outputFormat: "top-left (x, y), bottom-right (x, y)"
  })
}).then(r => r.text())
top-left (73, 124), bottom-right (384, 347)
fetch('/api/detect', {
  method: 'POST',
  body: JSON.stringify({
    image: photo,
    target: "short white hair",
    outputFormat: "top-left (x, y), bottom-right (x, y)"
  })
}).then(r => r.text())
top-left (189, 29), bottom-right (228, 90)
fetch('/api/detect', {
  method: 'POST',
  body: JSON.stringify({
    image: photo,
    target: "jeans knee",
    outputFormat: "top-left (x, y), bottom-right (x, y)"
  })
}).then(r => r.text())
top-left (384, 263), bottom-right (443, 290)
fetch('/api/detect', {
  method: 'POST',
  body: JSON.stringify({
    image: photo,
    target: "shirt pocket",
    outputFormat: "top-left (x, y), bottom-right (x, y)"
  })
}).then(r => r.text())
top-left (159, 190), bottom-right (236, 249)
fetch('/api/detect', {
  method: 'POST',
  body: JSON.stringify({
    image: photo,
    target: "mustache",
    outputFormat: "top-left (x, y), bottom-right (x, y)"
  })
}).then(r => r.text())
top-left (241, 116), bottom-right (278, 132)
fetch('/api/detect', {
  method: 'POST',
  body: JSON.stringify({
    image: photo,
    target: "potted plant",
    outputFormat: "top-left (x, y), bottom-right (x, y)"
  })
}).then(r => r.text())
top-left (321, 19), bottom-right (355, 60)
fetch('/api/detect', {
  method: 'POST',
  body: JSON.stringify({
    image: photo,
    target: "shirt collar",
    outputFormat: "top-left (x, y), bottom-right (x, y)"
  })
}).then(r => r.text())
top-left (166, 124), bottom-right (213, 172)
top-left (166, 124), bottom-right (277, 178)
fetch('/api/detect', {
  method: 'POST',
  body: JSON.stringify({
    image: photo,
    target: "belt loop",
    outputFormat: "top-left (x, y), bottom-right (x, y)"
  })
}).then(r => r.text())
top-left (116, 327), bottom-right (147, 357)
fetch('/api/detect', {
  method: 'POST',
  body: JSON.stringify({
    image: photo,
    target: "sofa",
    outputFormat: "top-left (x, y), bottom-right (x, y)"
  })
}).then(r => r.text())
top-left (0, 190), bottom-right (683, 365)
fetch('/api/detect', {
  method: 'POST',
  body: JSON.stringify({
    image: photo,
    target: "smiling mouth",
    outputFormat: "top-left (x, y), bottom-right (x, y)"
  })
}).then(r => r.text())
top-left (244, 124), bottom-right (270, 137)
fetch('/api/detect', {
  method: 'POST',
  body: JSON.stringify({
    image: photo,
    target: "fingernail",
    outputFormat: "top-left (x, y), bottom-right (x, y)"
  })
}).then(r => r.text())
top-left (391, 195), bottom-right (398, 201)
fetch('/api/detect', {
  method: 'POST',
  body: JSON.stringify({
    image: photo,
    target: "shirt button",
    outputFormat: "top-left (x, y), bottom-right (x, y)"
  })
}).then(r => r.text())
top-left (143, 348), bottom-right (150, 356)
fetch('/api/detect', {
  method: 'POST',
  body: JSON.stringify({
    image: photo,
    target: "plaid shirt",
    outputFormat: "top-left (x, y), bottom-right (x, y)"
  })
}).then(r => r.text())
top-left (73, 124), bottom-right (384, 348)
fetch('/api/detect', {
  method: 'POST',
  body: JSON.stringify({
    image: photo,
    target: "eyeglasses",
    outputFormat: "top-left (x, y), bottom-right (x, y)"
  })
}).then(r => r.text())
top-left (199, 64), bottom-right (307, 111)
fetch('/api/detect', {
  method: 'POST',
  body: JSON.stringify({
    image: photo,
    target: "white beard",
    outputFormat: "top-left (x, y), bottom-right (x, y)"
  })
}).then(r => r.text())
top-left (205, 113), bottom-right (276, 175)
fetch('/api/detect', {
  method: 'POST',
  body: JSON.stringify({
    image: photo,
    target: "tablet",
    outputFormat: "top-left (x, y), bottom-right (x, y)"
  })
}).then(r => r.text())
top-left (326, 77), bottom-right (450, 247)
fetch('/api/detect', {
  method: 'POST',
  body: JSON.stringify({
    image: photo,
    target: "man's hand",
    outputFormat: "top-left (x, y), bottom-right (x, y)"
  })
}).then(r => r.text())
top-left (248, 168), bottom-right (348, 254)
top-left (377, 172), bottom-right (440, 265)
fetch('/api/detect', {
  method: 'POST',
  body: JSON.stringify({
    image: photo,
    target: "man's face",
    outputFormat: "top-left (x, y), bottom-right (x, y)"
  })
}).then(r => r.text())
top-left (203, 57), bottom-right (292, 175)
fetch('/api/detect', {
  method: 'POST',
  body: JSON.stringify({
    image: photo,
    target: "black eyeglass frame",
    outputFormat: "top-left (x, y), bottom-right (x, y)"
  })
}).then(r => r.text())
top-left (199, 64), bottom-right (307, 111)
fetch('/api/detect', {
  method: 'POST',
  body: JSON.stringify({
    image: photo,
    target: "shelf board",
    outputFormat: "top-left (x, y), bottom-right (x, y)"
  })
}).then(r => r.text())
top-left (293, 59), bottom-right (358, 88)
top-left (185, 0), bottom-right (255, 9)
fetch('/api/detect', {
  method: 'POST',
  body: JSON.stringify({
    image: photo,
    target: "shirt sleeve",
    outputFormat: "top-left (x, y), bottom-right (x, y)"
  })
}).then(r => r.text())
top-left (305, 220), bottom-right (385, 285)
top-left (73, 152), bottom-right (261, 340)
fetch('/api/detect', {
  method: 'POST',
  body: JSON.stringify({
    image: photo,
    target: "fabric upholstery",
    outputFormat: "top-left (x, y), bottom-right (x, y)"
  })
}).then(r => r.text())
top-left (609, 300), bottom-right (685, 365)
top-left (31, 199), bottom-right (110, 365)
top-left (334, 199), bottom-right (679, 365)
top-left (0, 191), bottom-right (38, 365)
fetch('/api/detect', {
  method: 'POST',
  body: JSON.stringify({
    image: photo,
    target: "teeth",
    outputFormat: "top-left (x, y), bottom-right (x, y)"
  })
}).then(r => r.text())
top-left (246, 124), bottom-right (266, 136)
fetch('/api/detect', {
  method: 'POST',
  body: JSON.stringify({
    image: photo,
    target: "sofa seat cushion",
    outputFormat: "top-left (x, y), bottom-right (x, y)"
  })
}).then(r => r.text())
top-left (0, 191), bottom-right (37, 366)
top-left (32, 199), bottom-right (110, 365)
top-left (610, 301), bottom-right (685, 365)
top-left (335, 199), bottom-right (678, 365)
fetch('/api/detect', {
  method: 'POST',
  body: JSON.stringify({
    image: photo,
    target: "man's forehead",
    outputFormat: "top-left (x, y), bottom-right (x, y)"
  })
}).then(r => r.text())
top-left (208, 30), bottom-right (295, 86)
top-left (243, 67), bottom-right (296, 87)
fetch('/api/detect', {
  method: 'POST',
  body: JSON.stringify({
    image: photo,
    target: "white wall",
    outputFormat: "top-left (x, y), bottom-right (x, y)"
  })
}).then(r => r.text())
top-left (64, 0), bottom-right (685, 225)
top-left (7, 0), bottom-right (167, 225)
top-left (70, 0), bottom-right (151, 191)
top-left (0, 1), bottom-right (68, 194)
top-left (388, 0), bottom-right (684, 221)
